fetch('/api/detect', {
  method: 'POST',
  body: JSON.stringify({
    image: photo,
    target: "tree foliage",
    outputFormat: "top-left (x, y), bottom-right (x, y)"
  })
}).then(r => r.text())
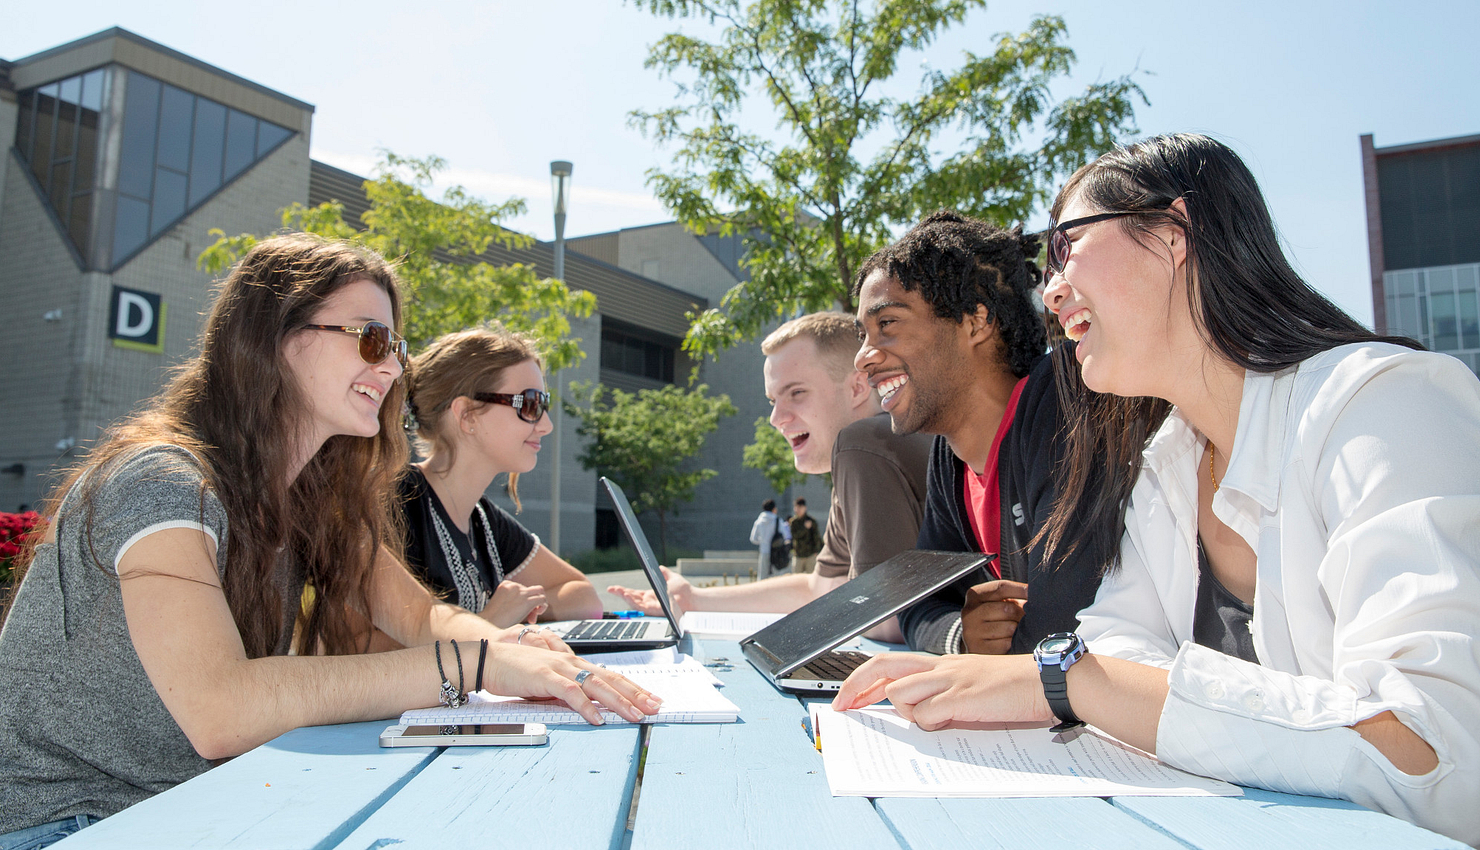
top-left (199, 152), bottom-right (596, 371)
top-left (566, 382), bottom-right (737, 560)
top-left (629, 0), bottom-right (1146, 356)
top-left (740, 416), bottom-right (809, 494)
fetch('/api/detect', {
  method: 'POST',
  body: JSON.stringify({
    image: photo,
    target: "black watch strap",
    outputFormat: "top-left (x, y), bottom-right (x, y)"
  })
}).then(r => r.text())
top-left (1039, 663), bottom-right (1084, 732)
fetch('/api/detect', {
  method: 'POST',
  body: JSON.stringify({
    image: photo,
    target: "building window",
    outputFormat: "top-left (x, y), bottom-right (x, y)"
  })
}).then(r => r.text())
top-left (13, 65), bottom-right (295, 270)
top-left (1385, 263), bottom-right (1480, 376)
top-left (600, 324), bottom-right (676, 383)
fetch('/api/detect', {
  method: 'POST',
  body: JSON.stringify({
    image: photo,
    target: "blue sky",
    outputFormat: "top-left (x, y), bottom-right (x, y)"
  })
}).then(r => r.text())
top-left (5, 0), bottom-right (1477, 326)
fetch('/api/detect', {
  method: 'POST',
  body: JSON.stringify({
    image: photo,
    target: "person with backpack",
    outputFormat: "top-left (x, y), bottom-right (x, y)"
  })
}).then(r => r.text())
top-left (748, 499), bottom-right (792, 579)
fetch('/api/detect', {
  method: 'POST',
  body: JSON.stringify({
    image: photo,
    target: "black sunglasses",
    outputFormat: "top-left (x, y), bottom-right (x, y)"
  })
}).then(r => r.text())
top-left (471, 389), bottom-right (551, 423)
top-left (1044, 212), bottom-right (1137, 277)
top-left (302, 321), bottom-right (409, 369)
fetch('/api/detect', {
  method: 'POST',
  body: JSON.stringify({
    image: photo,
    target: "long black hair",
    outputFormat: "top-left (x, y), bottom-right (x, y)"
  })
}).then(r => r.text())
top-left (1038, 133), bottom-right (1422, 574)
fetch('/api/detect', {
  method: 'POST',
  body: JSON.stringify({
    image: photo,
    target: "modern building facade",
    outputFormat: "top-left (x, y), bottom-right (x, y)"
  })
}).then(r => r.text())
top-left (1362, 132), bottom-right (1480, 375)
top-left (1, 28), bottom-right (803, 557)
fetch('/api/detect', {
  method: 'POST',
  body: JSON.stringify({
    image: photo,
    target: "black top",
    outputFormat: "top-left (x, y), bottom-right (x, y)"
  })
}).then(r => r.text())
top-left (1193, 538), bottom-right (1258, 664)
top-left (900, 350), bottom-right (1113, 654)
top-left (398, 467), bottom-right (538, 612)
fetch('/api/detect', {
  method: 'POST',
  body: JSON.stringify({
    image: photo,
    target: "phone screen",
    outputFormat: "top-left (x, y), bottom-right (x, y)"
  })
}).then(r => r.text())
top-left (402, 724), bottom-right (528, 737)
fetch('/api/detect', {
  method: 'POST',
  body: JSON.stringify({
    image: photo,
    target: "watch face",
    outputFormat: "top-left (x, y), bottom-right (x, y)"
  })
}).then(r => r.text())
top-left (1040, 636), bottom-right (1074, 655)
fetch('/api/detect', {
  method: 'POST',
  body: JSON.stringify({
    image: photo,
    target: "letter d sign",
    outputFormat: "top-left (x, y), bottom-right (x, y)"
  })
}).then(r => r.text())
top-left (108, 285), bottom-right (166, 352)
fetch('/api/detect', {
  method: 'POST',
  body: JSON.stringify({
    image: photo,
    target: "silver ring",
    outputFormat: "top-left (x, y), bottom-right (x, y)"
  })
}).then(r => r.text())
top-left (517, 627), bottom-right (533, 645)
top-left (575, 670), bottom-right (593, 686)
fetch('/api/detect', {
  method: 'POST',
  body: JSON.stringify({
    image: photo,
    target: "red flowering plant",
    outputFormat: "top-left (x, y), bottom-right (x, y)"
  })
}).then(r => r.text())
top-left (0, 511), bottom-right (43, 585)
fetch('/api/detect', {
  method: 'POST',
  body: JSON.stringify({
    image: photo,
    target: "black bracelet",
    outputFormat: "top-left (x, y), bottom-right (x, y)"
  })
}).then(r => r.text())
top-left (434, 640), bottom-right (467, 708)
top-left (475, 639), bottom-right (489, 694)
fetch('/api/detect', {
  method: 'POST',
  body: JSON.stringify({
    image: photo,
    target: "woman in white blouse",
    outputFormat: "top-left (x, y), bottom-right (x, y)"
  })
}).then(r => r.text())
top-left (834, 133), bottom-right (1480, 845)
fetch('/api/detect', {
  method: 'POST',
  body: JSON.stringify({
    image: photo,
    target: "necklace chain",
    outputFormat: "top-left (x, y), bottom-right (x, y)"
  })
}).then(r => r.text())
top-left (1208, 442), bottom-right (1220, 494)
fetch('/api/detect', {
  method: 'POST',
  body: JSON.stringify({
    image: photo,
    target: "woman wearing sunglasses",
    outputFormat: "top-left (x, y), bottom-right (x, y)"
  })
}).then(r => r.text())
top-left (0, 235), bottom-right (658, 846)
top-left (400, 326), bottom-right (603, 629)
top-left (833, 134), bottom-right (1480, 845)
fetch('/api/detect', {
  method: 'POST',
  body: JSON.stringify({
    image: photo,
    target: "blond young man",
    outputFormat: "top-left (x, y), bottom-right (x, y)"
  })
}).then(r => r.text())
top-left (607, 313), bottom-right (931, 640)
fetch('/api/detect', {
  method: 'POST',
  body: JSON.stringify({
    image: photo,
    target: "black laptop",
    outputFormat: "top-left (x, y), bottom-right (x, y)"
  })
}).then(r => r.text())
top-left (542, 478), bottom-right (683, 652)
top-left (741, 550), bottom-right (993, 693)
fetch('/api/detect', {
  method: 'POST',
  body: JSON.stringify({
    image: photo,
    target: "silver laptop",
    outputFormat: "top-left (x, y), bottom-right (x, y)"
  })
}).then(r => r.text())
top-left (542, 478), bottom-right (682, 652)
top-left (741, 550), bottom-right (993, 693)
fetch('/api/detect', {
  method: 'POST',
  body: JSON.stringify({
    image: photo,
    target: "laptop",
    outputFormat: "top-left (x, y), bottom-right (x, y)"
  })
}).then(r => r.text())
top-left (541, 477), bottom-right (682, 652)
top-left (741, 550), bottom-right (994, 693)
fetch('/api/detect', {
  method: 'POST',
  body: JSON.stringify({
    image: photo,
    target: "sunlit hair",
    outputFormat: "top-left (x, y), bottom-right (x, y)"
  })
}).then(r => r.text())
top-left (852, 210), bottom-right (1047, 378)
top-left (1038, 133), bottom-right (1422, 575)
top-left (761, 312), bottom-right (862, 381)
top-left (407, 324), bottom-right (542, 512)
top-left (13, 234), bottom-right (408, 656)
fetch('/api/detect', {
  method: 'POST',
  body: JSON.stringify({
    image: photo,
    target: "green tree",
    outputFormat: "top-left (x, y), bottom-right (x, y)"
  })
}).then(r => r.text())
top-left (566, 382), bottom-right (737, 561)
top-left (198, 152), bottom-right (596, 370)
top-left (630, 0), bottom-right (1146, 357)
top-left (741, 416), bottom-right (809, 494)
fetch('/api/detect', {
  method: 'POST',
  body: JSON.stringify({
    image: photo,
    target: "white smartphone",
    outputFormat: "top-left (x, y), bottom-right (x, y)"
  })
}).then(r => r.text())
top-left (379, 723), bottom-right (549, 747)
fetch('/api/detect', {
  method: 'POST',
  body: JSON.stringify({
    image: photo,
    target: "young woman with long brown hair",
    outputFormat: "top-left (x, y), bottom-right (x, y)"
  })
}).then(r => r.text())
top-left (401, 326), bottom-right (602, 628)
top-left (0, 235), bottom-right (658, 846)
top-left (834, 134), bottom-right (1480, 845)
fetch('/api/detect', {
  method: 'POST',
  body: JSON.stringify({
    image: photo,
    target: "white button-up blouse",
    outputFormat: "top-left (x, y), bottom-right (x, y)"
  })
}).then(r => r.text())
top-left (1077, 343), bottom-right (1480, 847)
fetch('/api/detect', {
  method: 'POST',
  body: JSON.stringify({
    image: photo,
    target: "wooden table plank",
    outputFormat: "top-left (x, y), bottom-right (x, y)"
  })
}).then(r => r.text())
top-left (874, 797), bottom-right (1190, 850)
top-left (630, 639), bottom-right (904, 850)
top-left (330, 724), bottom-right (643, 850)
top-left (1112, 787), bottom-right (1468, 850)
top-left (55, 721), bottom-right (436, 850)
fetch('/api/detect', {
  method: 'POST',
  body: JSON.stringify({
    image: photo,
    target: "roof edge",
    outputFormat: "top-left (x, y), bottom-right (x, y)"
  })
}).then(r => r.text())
top-left (1373, 132), bottom-right (1480, 157)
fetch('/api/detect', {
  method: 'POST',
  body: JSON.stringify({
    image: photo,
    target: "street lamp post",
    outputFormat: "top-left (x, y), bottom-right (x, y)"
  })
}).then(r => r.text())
top-left (548, 161), bottom-right (573, 555)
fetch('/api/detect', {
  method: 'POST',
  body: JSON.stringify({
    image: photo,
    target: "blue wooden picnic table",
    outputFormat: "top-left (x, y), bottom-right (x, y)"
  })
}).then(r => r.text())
top-left (53, 637), bottom-right (1464, 850)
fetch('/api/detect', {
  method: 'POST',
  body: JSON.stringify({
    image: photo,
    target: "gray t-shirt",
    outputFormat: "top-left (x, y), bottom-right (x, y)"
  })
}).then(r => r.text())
top-left (0, 445), bottom-right (293, 832)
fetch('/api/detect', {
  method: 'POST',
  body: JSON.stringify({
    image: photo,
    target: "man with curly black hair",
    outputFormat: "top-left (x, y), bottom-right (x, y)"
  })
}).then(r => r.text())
top-left (853, 211), bottom-right (1112, 655)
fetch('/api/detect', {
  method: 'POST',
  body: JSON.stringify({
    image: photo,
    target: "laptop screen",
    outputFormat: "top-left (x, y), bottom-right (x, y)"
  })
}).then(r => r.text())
top-left (600, 477), bottom-right (685, 638)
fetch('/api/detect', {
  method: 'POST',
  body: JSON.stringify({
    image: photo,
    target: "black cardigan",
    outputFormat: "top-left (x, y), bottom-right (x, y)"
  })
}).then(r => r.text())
top-left (898, 350), bottom-right (1111, 654)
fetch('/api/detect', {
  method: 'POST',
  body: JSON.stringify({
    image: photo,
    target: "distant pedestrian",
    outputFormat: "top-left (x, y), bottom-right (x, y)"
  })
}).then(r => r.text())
top-left (748, 498), bottom-right (791, 579)
top-left (788, 498), bottom-right (822, 574)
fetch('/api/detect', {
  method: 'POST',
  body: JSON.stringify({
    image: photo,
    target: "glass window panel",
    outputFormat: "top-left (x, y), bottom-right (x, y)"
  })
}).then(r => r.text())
top-left (58, 75), bottom-right (81, 106)
top-left (68, 191), bottom-right (92, 253)
top-left (1458, 266), bottom-right (1478, 294)
top-left (223, 109), bottom-right (257, 180)
top-left (113, 194), bottom-right (151, 261)
top-left (1459, 289), bottom-right (1479, 351)
top-left (1397, 294), bottom-right (1418, 341)
top-left (54, 96), bottom-right (77, 158)
top-left (150, 167), bottom-right (187, 235)
top-left (16, 89), bottom-right (34, 162)
top-left (255, 121), bottom-right (291, 157)
top-left (80, 69), bottom-right (106, 112)
top-left (117, 72), bottom-right (160, 200)
top-left (49, 161), bottom-right (72, 217)
top-left (1418, 291), bottom-right (1431, 346)
top-left (188, 99), bottom-right (226, 205)
top-left (74, 96), bottom-right (101, 193)
top-left (1432, 291), bottom-right (1458, 351)
top-left (156, 85), bottom-right (194, 172)
top-left (31, 85), bottom-right (58, 186)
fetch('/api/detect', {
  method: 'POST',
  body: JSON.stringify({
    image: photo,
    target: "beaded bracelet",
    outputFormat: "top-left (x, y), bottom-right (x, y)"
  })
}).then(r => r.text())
top-left (434, 640), bottom-right (467, 708)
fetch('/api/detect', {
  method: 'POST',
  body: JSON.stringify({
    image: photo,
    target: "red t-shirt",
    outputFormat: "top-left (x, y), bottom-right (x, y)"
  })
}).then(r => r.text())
top-left (962, 376), bottom-right (1029, 579)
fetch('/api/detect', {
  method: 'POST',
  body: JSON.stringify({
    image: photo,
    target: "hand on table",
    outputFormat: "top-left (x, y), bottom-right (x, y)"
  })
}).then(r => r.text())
top-left (481, 580), bottom-right (548, 628)
top-left (830, 652), bottom-right (1049, 732)
top-left (606, 566), bottom-right (692, 617)
top-left (493, 623), bottom-right (571, 654)
top-left (484, 643), bottom-right (664, 725)
top-left (960, 580), bottom-right (1027, 654)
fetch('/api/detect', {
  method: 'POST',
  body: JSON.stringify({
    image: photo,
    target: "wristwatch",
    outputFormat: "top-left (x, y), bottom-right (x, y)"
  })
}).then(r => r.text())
top-left (1034, 632), bottom-right (1087, 733)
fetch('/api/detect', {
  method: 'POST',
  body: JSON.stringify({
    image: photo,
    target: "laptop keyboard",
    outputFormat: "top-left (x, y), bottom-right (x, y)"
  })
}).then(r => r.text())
top-left (564, 620), bottom-right (650, 641)
top-left (789, 650), bottom-right (872, 681)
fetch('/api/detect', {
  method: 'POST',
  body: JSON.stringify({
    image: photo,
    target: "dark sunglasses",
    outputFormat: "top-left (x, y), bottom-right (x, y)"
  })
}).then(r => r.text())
top-left (471, 389), bottom-right (551, 423)
top-left (302, 321), bottom-right (409, 369)
top-left (1044, 211), bottom-right (1137, 277)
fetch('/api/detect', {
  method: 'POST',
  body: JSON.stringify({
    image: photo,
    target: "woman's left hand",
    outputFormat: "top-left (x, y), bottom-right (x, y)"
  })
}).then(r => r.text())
top-left (483, 644), bottom-right (664, 725)
top-left (831, 652), bottom-right (1050, 731)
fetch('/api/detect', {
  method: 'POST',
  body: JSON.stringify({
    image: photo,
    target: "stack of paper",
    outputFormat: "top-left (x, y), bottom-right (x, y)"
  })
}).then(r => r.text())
top-left (677, 610), bottom-right (785, 638)
top-left (400, 650), bottom-right (739, 726)
top-left (817, 707), bottom-right (1240, 798)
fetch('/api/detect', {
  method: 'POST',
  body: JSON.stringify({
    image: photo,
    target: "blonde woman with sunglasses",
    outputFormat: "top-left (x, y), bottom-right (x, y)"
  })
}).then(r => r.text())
top-left (401, 326), bottom-right (604, 629)
top-left (0, 236), bottom-right (659, 847)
